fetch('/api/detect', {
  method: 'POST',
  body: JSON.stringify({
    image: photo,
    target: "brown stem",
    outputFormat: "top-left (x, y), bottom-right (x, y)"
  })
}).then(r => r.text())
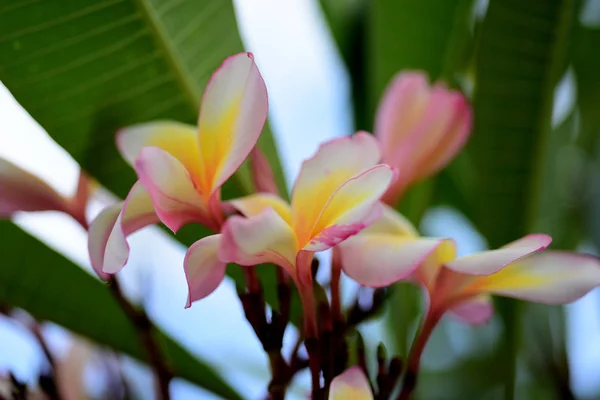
top-left (266, 351), bottom-right (289, 400)
top-left (31, 322), bottom-right (61, 400)
top-left (330, 248), bottom-right (343, 324)
top-left (108, 277), bottom-right (171, 400)
top-left (305, 337), bottom-right (322, 399)
top-left (397, 310), bottom-right (442, 400)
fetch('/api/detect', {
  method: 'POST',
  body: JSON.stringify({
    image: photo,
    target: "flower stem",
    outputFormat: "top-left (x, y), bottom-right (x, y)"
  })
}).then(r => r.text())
top-left (330, 248), bottom-right (343, 323)
top-left (108, 277), bottom-right (171, 400)
top-left (397, 310), bottom-right (442, 400)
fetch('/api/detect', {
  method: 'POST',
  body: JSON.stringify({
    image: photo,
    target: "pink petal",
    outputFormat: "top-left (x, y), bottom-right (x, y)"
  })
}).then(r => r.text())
top-left (449, 295), bottom-right (494, 325)
top-left (470, 251), bottom-right (600, 304)
top-left (87, 204), bottom-right (120, 280)
top-left (302, 164), bottom-right (395, 251)
top-left (329, 366), bottom-right (373, 400)
top-left (445, 234), bottom-right (552, 275)
top-left (219, 209), bottom-right (297, 276)
top-left (249, 147), bottom-right (279, 195)
top-left (87, 181), bottom-right (159, 275)
top-left (197, 52), bottom-right (268, 194)
top-left (339, 235), bottom-right (453, 287)
top-left (184, 234), bottom-right (227, 307)
top-left (291, 132), bottom-right (382, 245)
top-left (375, 72), bottom-right (431, 159)
top-left (375, 72), bottom-right (471, 204)
top-left (134, 147), bottom-right (213, 232)
top-left (0, 158), bottom-right (67, 216)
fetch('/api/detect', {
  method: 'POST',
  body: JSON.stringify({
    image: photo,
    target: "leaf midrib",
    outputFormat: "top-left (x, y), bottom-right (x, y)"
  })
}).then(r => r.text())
top-left (133, 0), bottom-right (201, 114)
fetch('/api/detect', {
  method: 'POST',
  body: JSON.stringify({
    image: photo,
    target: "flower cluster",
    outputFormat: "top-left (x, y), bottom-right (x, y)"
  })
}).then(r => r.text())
top-left (3, 53), bottom-right (600, 399)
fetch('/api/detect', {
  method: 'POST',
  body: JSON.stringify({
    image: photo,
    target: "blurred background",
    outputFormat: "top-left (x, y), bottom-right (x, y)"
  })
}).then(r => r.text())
top-left (1, 0), bottom-right (600, 398)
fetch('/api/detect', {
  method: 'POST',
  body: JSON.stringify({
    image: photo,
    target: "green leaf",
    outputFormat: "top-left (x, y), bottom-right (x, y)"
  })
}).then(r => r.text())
top-left (0, 220), bottom-right (241, 399)
top-left (470, 0), bottom-right (576, 397)
top-left (0, 0), bottom-right (293, 323)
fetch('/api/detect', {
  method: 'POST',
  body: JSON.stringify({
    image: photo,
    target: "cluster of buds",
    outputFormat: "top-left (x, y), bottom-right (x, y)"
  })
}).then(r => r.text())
top-left (3, 53), bottom-right (600, 399)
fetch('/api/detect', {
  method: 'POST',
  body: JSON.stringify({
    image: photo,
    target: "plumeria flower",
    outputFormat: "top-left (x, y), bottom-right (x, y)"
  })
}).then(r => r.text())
top-left (88, 52), bottom-right (268, 283)
top-left (0, 157), bottom-right (93, 228)
top-left (375, 71), bottom-right (471, 205)
top-left (184, 133), bottom-right (395, 333)
top-left (340, 204), bottom-right (600, 322)
top-left (329, 366), bottom-right (373, 400)
top-left (339, 203), bottom-right (600, 383)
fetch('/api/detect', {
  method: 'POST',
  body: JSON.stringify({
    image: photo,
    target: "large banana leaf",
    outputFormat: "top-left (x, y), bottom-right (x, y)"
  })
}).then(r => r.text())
top-left (0, 1), bottom-right (300, 325)
top-left (470, 0), bottom-right (575, 397)
top-left (0, 220), bottom-right (241, 399)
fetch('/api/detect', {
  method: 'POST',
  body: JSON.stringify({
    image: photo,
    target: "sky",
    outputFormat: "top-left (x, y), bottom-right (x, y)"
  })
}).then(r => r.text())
top-left (1, 0), bottom-right (600, 398)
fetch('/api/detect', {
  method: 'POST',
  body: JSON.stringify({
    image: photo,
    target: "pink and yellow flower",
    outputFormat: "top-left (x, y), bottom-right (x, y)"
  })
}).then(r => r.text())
top-left (183, 133), bottom-right (395, 331)
top-left (339, 204), bottom-right (600, 325)
top-left (88, 52), bottom-right (268, 281)
top-left (375, 72), bottom-right (471, 205)
top-left (329, 366), bottom-right (373, 400)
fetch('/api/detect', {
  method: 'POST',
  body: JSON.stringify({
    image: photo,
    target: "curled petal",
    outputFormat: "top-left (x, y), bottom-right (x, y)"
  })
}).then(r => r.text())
top-left (88, 181), bottom-right (159, 275)
top-left (197, 52), bottom-right (268, 194)
top-left (219, 209), bottom-right (297, 275)
top-left (340, 235), bottom-right (453, 287)
top-left (292, 132), bottom-right (382, 244)
top-left (329, 366), bottom-right (374, 400)
top-left (445, 234), bottom-right (552, 275)
top-left (468, 251), bottom-right (600, 304)
top-left (135, 147), bottom-right (212, 232)
top-left (0, 158), bottom-right (67, 216)
top-left (184, 234), bottom-right (227, 308)
top-left (116, 121), bottom-right (203, 182)
top-left (303, 165), bottom-right (395, 251)
top-left (228, 193), bottom-right (292, 223)
top-left (88, 204), bottom-right (120, 280)
top-left (449, 295), bottom-right (494, 325)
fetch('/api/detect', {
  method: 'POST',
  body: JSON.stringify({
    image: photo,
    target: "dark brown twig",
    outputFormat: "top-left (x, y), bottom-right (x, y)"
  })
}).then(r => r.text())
top-left (107, 277), bottom-right (171, 400)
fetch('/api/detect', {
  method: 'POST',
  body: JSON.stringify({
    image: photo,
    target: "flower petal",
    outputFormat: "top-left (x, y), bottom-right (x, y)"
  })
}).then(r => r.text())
top-left (339, 235), bottom-right (452, 287)
top-left (228, 193), bottom-right (292, 223)
top-left (184, 234), bottom-right (227, 307)
top-left (375, 72), bottom-right (431, 160)
top-left (249, 147), bottom-right (279, 195)
top-left (449, 295), bottom-right (494, 325)
top-left (359, 203), bottom-right (418, 237)
top-left (88, 181), bottom-right (159, 275)
top-left (135, 147), bottom-right (212, 232)
top-left (0, 158), bottom-right (67, 216)
top-left (375, 72), bottom-right (471, 204)
top-left (417, 87), bottom-right (471, 179)
top-left (291, 132), bottom-right (382, 245)
top-left (116, 121), bottom-right (203, 183)
top-left (303, 164), bottom-right (395, 251)
top-left (445, 234), bottom-right (552, 275)
top-left (219, 209), bottom-right (297, 275)
top-left (329, 366), bottom-right (374, 400)
top-left (197, 52), bottom-right (268, 195)
top-left (467, 251), bottom-right (600, 304)
top-left (87, 203), bottom-right (120, 280)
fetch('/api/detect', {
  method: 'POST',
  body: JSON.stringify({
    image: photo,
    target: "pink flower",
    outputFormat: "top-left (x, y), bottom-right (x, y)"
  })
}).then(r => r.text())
top-left (88, 53), bottom-right (268, 284)
top-left (375, 72), bottom-right (471, 205)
